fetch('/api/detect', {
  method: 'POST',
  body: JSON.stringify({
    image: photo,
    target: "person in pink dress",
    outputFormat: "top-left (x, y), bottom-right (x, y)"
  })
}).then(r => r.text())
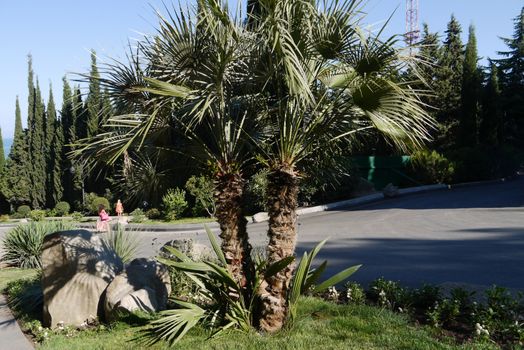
top-left (97, 204), bottom-right (111, 232)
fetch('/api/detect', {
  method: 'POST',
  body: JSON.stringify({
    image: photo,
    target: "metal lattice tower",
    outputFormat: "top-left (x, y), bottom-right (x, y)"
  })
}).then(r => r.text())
top-left (405, 0), bottom-right (420, 52)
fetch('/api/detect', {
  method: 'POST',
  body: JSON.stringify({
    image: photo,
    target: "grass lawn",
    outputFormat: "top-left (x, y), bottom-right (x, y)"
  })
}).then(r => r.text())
top-left (35, 297), bottom-right (496, 350)
top-left (0, 267), bottom-right (38, 291)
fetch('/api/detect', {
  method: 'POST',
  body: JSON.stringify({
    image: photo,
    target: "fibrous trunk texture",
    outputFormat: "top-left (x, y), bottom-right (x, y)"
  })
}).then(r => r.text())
top-left (259, 167), bottom-right (298, 333)
top-left (214, 172), bottom-right (254, 296)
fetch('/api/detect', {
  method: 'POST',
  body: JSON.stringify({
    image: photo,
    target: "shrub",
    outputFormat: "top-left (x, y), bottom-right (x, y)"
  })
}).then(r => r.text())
top-left (54, 201), bottom-right (71, 216)
top-left (145, 208), bottom-right (161, 220)
top-left (474, 286), bottom-right (524, 343)
top-left (89, 197), bottom-right (110, 215)
top-left (344, 281), bottom-right (366, 304)
top-left (130, 208), bottom-right (146, 223)
top-left (410, 149), bottom-right (455, 184)
top-left (411, 284), bottom-right (442, 312)
top-left (367, 278), bottom-right (410, 311)
top-left (102, 225), bottom-right (140, 264)
top-left (1, 221), bottom-right (74, 268)
top-left (0, 214), bottom-right (9, 222)
top-left (71, 211), bottom-right (84, 221)
top-left (185, 175), bottom-right (215, 217)
top-left (29, 210), bottom-right (46, 222)
top-left (162, 188), bottom-right (187, 221)
top-left (45, 209), bottom-right (57, 217)
top-left (17, 205), bottom-right (31, 218)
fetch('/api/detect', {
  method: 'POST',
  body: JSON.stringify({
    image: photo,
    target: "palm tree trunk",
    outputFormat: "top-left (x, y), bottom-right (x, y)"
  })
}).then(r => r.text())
top-left (214, 172), bottom-right (254, 296)
top-left (258, 166), bottom-right (298, 333)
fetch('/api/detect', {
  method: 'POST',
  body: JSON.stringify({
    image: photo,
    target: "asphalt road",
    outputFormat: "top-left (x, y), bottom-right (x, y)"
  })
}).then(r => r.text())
top-left (1, 177), bottom-right (523, 290)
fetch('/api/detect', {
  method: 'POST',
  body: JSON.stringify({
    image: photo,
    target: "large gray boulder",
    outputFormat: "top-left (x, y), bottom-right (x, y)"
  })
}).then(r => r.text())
top-left (104, 258), bottom-right (171, 321)
top-left (41, 230), bottom-right (123, 328)
top-left (160, 239), bottom-right (213, 261)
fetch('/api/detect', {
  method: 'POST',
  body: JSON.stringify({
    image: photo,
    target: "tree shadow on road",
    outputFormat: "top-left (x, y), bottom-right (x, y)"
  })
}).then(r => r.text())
top-left (296, 226), bottom-right (524, 290)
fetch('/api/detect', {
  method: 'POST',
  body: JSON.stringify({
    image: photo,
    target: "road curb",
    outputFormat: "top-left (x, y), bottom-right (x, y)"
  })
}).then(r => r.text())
top-left (75, 221), bottom-right (220, 232)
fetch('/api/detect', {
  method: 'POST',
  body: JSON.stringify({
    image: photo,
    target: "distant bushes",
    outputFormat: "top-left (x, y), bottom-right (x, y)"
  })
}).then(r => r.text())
top-left (162, 188), bottom-right (188, 221)
top-left (410, 150), bottom-right (455, 184)
top-left (54, 201), bottom-right (70, 216)
top-left (17, 205), bottom-right (31, 218)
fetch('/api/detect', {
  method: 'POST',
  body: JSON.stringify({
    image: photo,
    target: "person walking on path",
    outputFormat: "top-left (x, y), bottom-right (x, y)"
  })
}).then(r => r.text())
top-left (115, 199), bottom-right (124, 217)
top-left (97, 204), bottom-right (111, 232)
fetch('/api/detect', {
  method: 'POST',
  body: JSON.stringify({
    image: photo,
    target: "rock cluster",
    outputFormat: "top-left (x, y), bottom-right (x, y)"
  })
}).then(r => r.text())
top-left (41, 230), bottom-right (170, 328)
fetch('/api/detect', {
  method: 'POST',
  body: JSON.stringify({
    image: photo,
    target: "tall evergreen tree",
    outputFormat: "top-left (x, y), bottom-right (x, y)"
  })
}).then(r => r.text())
top-left (417, 23), bottom-right (441, 110)
top-left (0, 127), bottom-right (5, 169)
top-left (86, 50), bottom-right (101, 138)
top-left (51, 115), bottom-right (64, 205)
top-left (480, 61), bottom-right (502, 145)
top-left (72, 86), bottom-right (87, 208)
top-left (45, 85), bottom-right (58, 207)
top-left (73, 86), bottom-right (87, 141)
top-left (61, 78), bottom-right (76, 206)
top-left (497, 7), bottom-right (524, 147)
top-left (0, 97), bottom-right (31, 207)
top-left (460, 25), bottom-right (482, 146)
top-left (30, 79), bottom-right (47, 208)
top-left (100, 88), bottom-right (113, 127)
top-left (27, 55), bottom-right (35, 147)
top-left (435, 15), bottom-right (464, 148)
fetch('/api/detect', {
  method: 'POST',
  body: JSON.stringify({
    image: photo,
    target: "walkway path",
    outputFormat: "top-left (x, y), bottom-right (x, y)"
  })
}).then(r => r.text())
top-left (0, 295), bottom-right (33, 350)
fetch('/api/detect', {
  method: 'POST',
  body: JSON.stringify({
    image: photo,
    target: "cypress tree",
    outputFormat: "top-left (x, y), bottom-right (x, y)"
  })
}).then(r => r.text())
top-left (27, 55), bottom-right (35, 147)
top-left (100, 88), bottom-right (113, 127)
top-left (45, 85), bottom-right (58, 207)
top-left (435, 15), bottom-right (464, 148)
top-left (86, 50), bottom-right (101, 139)
top-left (0, 97), bottom-right (32, 207)
top-left (72, 86), bottom-right (87, 208)
top-left (51, 116), bottom-right (64, 205)
top-left (73, 86), bottom-right (87, 141)
top-left (417, 24), bottom-right (441, 110)
top-left (460, 25), bottom-right (482, 146)
top-left (480, 62), bottom-right (502, 145)
top-left (61, 78), bottom-right (76, 206)
top-left (0, 127), bottom-right (5, 169)
top-left (30, 79), bottom-right (47, 208)
top-left (497, 7), bottom-right (524, 147)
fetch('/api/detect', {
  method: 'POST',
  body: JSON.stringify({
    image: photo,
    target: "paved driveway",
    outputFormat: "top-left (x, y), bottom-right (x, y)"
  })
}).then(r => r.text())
top-left (289, 181), bottom-right (524, 289)
top-left (135, 177), bottom-right (524, 289)
top-left (1, 177), bottom-right (523, 289)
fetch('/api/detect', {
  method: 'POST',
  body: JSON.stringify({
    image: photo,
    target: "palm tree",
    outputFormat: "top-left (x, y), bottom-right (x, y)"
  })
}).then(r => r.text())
top-left (74, 0), bottom-right (435, 334)
top-left (74, 1), bottom-right (261, 291)
top-left (251, 0), bottom-right (435, 332)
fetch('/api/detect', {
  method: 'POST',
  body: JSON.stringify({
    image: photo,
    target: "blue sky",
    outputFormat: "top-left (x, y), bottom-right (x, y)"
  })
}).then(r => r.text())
top-left (0, 0), bottom-right (522, 142)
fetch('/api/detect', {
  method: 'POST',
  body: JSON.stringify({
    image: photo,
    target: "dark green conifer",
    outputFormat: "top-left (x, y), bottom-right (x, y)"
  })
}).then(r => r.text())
top-left (86, 50), bottom-right (101, 138)
top-left (0, 97), bottom-right (32, 206)
top-left (0, 127), bottom-right (5, 169)
top-left (497, 7), bottom-right (524, 147)
top-left (460, 25), bottom-right (482, 146)
top-left (480, 62), bottom-right (502, 145)
top-left (30, 79), bottom-right (47, 208)
top-left (45, 85), bottom-right (59, 207)
top-left (435, 15), bottom-right (464, 148)
top-left (61, 78), bottom-right (76, 206)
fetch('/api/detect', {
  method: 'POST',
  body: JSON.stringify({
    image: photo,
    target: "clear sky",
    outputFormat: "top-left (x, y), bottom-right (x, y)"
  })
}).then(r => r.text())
top-left (1, 0), bottom-right (522, 142)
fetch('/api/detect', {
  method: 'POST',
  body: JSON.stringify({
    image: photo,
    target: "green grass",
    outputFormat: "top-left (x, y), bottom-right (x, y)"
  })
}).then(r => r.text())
top-left (0, 268), bottom-right (38, 291)
top-left (36, 297), bottom-right (497, 350)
